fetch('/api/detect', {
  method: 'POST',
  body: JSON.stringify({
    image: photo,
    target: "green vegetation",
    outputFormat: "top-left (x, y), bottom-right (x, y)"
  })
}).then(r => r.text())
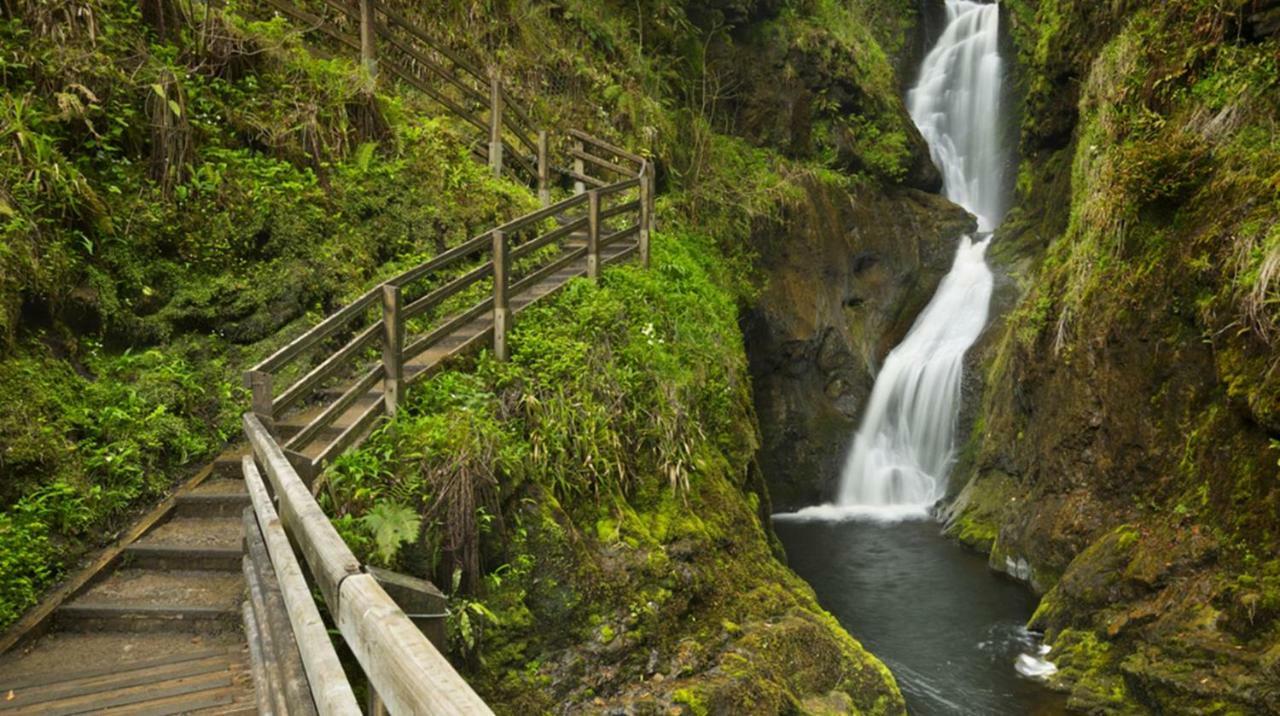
top-left (327, 229), bottom-right (902, 711)
top-left (1, 0), bottom-right (923, 710)
top-left (949, 1), bottom-right (1280, 712)
top-left (0, 0), bottom-right (531, 627)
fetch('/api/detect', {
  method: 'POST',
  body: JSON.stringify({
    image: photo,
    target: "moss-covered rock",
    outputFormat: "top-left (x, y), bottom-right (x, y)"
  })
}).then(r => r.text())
top-left (945, 0), bottom-right (1280, 712)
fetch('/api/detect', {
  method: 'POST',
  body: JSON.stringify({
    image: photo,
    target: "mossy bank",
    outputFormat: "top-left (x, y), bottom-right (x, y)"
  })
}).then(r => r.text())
top-left (945, 0), bottom-right (1280, 712)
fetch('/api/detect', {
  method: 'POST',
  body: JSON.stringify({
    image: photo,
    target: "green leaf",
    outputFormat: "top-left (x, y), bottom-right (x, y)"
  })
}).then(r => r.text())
top-left (359, 501), bottom-right (422, 564)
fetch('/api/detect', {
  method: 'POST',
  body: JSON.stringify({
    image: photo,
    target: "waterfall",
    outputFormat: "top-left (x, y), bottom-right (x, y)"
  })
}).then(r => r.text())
top-left (909, 0), bottom-right (1006, 232)
top-left (781, 1), bottom-right (1005, 522)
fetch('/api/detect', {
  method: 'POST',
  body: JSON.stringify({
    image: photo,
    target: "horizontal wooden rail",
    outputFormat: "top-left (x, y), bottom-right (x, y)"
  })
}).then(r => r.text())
top-left (600, 199), bottom-right (642, 223)
top-left (569, 148), bottom-right (637, 180)
top-left (564, 169), bottom-right (607, 188)
top-left (284, 365), bottom-right (382, 452)
top-left (568, 128), bottom-right (645, 166)
top-left (508, 216), bottom-right (587, 262)
top-left (245, 415), bottom-right (362, 610)
top-left (402, 262), bottom-right (493, 322)
top-left (242, 456), bottom-right (360, 716)
top-left (402, 295), bottom-right (494, 362)
top-left (508, 245), bottom-right (588, 297)
top-left (374, 1), bottom-right (486, 83)
top-left (244, 414), bottom-right (493, 714)
top-left (314, 396), bottom-right (385, 469)
top-left (253, 292), bottom-right (379, 375)
top-left (597, 177), bottom-right (641, 197)
top-left (273, 321), bottom-right (381, 417)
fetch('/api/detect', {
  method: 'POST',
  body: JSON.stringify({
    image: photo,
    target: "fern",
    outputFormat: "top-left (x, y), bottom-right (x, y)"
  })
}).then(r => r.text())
top-left (360, 501), bottom-right (422, 565)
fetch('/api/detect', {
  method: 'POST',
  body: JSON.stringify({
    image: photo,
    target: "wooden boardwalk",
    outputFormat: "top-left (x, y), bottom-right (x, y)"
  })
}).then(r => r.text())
top-left (0, 225), bottom-right (640, 714)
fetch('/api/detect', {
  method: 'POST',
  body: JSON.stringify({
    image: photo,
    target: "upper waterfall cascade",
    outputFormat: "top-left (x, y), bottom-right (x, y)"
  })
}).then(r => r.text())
top-left (831, 0), bottom-right (1005, 518)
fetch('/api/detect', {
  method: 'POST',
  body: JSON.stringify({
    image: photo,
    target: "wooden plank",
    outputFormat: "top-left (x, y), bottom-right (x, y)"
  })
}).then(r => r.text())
top-left (0, 655), bottom-right (231, 710)
top-left (508, 216), bottom-right (587, 262)
top-left (567, 128), bottom-right (645, 165)
top-left (242, 416), bottom-right (362, 613)
top-left (510, 245), bottom-right (588, 297)
top-left (336, 574), bottom-right (493, 715)
top-left (373, 2), bottom-right (486, 83)
top-left (285, 366), bottom-right (383, 451)
top-left (313, 398), bottom-right (385, 469)
top-left (402, 258), bottom-right (493, 322)
top-left (401, 296), bottom-right (494, 362)
top-left (0, 648), bottom-right (227, 692)
top-left (241, 456), bottom-right (361, 716)
top-left (243, 511), bottom-right (314, 716)
top-left (3, 670), bottom-right (232, 716)
top-left (273, 321), bottom-right (381, 417)
top-left (240, 600), bottom-right (278, 716)
top-left (252, 290), bottom-right (379, 374)
top-left (569, 148), bottom-right (638, 180)
top-left (600, 198), bottom-right (642, 223)
top-left (94, 686), bottom-right (236, 716)
top-left (563, 169), bottom-right (607, 188)
top-left (0, 463), bottom-right (216, 655)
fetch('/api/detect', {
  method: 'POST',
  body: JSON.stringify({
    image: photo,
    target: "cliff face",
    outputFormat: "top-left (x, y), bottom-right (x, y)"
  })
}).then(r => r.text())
top-left (945, 1), bottom-right (1280, 712)
top-left (745, 181), bottom-right (973, 508)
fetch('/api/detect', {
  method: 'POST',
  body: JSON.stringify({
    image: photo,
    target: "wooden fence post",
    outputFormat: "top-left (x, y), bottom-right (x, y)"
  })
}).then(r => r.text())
top-left (572, 137), bottom-right (585, 195)
top-left (359, 0), bottom-right (377, 79)
top-left (647, 167), bottom-right (658, 234)
top-left (246, 371), bottom-right (275, 435)
top-left (537, 130), bottom-right (550, 207)
top-left (638, 162), bottom-right (651, 269)
top-left (381, 284), bottom-right (403, 417)
top-left (488, 72), bottom-right (504, 178)
top-left (587, 189), bottom-right (601, 281)
top-left (492, 229), bottom-right (511, 361)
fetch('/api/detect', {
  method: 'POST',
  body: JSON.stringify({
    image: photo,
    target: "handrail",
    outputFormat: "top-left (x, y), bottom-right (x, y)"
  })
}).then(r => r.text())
top-left (244, 414), bottom-right (494, 714)
top-left (239, 7), bottom-right (658, 713)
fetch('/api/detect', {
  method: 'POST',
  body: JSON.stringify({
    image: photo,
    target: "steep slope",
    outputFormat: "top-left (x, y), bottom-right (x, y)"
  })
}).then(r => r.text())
top-left (946, 1), bottom-right (1280, 712)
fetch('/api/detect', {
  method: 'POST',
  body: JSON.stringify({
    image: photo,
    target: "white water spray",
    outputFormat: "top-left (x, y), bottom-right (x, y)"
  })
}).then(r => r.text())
top-left (780, 1), bottom-right (1005, 523)
top-left (835, 0), bottom-right (1003, 515)
top-left (909, 0), bottom-right (1006, 232)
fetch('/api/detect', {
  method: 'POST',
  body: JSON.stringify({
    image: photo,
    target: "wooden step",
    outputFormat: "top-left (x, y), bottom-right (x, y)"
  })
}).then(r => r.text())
top-left (123, 544), bottom-right (243, 572)
top-left (0, 650), bottom-right (236, 713)
top-left (56, 569), bottom-right (242, 633)
top-left (173, 493), bottom-right (250, 518)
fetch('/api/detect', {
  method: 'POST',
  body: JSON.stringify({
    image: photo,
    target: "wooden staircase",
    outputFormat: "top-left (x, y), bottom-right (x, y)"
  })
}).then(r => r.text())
top-left (0, 467), bottom-right (257, 715)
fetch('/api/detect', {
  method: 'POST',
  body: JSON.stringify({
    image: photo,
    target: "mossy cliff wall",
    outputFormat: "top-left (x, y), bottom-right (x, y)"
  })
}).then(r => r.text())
top-left (945, 1), bottom-right (1280, 712)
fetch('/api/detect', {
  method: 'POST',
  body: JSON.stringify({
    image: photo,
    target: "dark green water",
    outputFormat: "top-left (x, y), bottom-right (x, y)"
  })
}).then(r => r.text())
top-left (773, 517), bottom-right (1069, 715)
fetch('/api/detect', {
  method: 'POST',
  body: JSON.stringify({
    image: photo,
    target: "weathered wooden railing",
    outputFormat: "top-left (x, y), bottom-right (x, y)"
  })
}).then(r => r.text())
top-left (253, 0), bottom-right (548, 188)
top-left (239, 128), bottom-right (652, 712)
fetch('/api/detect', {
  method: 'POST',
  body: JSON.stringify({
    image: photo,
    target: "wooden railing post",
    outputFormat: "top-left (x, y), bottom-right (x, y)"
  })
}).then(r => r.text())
top-left (537, 130), bottom-right (550, 207)
top-left (492, 229), bottom-right (511, 361)
top-left (572, 137), bottom-right (585, 195)
top-left (488, 72), bottom-right (504, 178)
top-left (638, 162), bottom-right (651, 269)
top-left (647, 167), bottom-right (658, 233)
top-left (587, 189), bottom-right (601, 281)
top-left (246, 370), bottom-right (275, 435)
top-left (359, 0), bottom-right (377, 79)
top-left (381, 284), bottom-right (403, 417)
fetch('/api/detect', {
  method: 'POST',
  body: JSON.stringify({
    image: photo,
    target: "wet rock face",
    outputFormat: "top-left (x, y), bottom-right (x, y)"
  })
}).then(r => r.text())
top-left (744, 179), bottom-right (974, 509)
